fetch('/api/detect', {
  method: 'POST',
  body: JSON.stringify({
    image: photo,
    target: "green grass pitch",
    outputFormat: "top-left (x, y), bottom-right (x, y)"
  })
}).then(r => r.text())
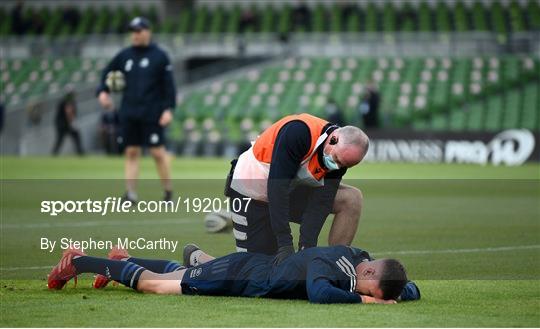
top-left (1, 156), bottom-right (539, 327)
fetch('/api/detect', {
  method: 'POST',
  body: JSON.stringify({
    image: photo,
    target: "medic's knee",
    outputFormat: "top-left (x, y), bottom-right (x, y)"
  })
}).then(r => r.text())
top-left (345, 186), bottom-right (363, 214)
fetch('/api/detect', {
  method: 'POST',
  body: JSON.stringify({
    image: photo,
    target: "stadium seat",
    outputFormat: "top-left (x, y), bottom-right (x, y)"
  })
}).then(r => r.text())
top-left (178, 8), bottom-right (192, 33)
top-left (465, 102), bottom-right (484, 131)
top-left (431, 113), bottom-right (448, 131)
top-left (490, 1), bottom-right (508, 39)
top-left (435, 2), bottom-right (451, 32)
top-left (509, 0), bottom-right (526, 32)
top-left (471, 1), bottom-right (488, 31)
top-left (521, 83), bottom-right (539, 130)
top-left (453, 1), bottom-right (469, 32)
top-left (527, 0), bottom-right (540, 30)
top-left (502, 89), bottom-right (521, 129)
top-left (448, 108), bottom-right (467, 131)
top-left (417, 2), bottom-right (432, 32)
top-left (484, 96), bottom-right (504, 131)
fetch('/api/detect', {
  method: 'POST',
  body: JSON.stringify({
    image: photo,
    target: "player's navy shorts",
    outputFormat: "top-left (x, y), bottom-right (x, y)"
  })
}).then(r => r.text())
top-left (227, 186), bottom-right (314, 256)
top-left (180, 252), bottom-right (272, 297)
top-left (118, 118), bottom-right (165, 147)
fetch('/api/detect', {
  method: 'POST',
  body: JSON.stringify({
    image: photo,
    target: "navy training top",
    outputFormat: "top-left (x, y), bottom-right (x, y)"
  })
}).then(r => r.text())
top-left (96, 42), bottom-right (176, 123)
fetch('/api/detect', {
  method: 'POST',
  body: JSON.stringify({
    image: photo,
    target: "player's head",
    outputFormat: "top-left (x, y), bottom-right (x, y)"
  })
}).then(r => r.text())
top-left (355, 258), bottom-right (408, 300)
top-left (129, 17), bottom-right (152, 47)
top-left (322, 126), bottom-right (369, 169)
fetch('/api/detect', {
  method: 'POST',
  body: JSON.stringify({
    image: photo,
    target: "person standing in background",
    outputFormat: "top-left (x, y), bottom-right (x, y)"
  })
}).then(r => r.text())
top-left (11, 1), bottom-right (27, 35)
top-left (52, 90), bottom-right (84, 156)
top-left (99, 111), bottom-right (120, 155)
top-left (359, 80), bottom-right (380, 129)
top-left (96, 17), bottom-right (176, 203)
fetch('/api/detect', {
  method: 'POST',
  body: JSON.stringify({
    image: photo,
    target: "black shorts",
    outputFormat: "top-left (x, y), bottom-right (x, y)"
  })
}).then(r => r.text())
top-left (119, 119), bottom-right (165, 147)
top-left (181, 252), bottom-right (272, 297)
top-left (228, 186), bottom-right (313, 256)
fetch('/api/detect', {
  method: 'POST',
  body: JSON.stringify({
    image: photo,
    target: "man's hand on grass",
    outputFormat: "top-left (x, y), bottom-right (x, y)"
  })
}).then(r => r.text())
top-left (360, 295), bottom-right (397, 304)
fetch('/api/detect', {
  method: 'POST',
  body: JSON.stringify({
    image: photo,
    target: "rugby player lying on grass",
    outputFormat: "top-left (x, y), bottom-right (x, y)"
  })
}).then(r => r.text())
top-left (48, 245), bottom-right (420, 304)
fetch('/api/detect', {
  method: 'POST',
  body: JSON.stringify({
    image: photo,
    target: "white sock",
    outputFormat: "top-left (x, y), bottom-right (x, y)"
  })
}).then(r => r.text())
top-left (126, 191), bottom-right (138, 201)
top-left (190, 250), bottom-right (204, 267)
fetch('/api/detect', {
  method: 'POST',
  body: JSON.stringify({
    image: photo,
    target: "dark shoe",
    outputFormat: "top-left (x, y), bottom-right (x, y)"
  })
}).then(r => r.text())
top-left (183, 243), bottom-right (201, 268)
top-left (164, 190), bottom-right (173, 202)
top-left (121, 192), bottom-right (138, 207)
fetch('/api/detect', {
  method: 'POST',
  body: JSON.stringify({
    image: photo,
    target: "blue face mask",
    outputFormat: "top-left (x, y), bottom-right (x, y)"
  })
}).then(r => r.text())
top-left (323, 153), bottom-right (340, 171)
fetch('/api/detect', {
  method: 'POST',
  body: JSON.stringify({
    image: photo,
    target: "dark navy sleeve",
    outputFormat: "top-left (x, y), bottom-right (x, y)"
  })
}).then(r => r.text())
top-left (306, 258), bottom-right (362, 304)
top-left (96, 50), bottom-right (124, 96)
top-left (399, 281), bottom-right (421, 301)
top-left (160, 51), bottom-right (176, 112)
top-left (267, 121), bottom-right (311, 249)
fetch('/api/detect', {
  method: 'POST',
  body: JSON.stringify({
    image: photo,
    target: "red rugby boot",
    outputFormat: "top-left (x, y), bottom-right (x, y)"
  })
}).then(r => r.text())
top-left (47, 248), bottom-right (86, 290)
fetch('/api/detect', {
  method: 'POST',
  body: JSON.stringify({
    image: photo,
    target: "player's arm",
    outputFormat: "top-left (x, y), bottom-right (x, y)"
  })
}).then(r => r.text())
top-left (306, 258), bottom-right (394, 304)
top-left (96, 52), bottom-right (123, 109)
top-left (158, 52), bottom-right (176, 126)
top-left (267, 121), bottom-right (311, 255)
top-left (306, 258), bottom-right (361, 304)
top-left (161, 52), bottom-right (176, 113)
top-left (298, 169), bottom-right (346, 250)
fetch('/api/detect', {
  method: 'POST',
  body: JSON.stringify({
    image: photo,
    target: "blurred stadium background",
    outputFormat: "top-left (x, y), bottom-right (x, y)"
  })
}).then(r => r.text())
top-left (0, 0), bottom-right (539, 165)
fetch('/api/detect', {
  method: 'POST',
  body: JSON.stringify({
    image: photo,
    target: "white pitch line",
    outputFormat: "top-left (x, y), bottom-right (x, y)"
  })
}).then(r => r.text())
top-left (1, 217), bottom-right (197, 229)
top-left (1, 244), bottom-right (539, 272)
top-left (372, 244), bottom-right (540, 256)
top-left (0, 265), bottom-right (52, 271)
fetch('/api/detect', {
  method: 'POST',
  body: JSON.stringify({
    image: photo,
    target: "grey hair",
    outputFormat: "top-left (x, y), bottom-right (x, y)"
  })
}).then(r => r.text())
top-left (337, 126), bottom-right (370, 156)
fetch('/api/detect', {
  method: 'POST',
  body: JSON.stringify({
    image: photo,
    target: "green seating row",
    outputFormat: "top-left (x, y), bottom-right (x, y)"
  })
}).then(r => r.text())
top-left (412, 81), bottom-right (539, 132)
top-left (2, 58), bottom-right (105, 105)
top-left (171, 56), bottom-right (539, 142)
top-left (1, 1), bottom-right (539, 36)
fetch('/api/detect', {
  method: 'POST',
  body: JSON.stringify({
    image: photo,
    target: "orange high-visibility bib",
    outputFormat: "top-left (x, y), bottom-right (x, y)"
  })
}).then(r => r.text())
top-left (231, 113), bottom-right (333, 202)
